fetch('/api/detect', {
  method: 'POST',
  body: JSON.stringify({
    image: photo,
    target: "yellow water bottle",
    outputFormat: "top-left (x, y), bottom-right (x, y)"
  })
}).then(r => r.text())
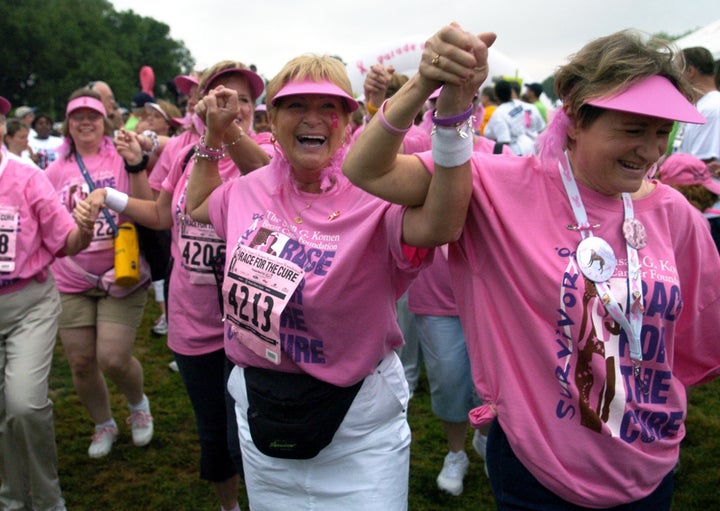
top-left (114, 222), bottom-right (140, 287)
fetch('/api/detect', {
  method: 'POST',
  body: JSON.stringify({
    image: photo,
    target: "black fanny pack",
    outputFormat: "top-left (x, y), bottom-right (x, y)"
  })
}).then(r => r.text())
top-left (244, 366), bottom-right (364, 459)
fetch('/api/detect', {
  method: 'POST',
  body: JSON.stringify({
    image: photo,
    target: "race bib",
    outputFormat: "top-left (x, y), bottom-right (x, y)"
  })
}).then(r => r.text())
top-left (0, 206), bottom-right (19, 272)
top-left (179, 218), bottom-right (225, 285)
top-left (222, 243), bottom-right (303, 365)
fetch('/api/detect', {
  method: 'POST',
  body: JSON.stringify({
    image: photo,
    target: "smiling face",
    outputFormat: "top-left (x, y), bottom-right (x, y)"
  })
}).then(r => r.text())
top-left (271, 94), bottom-right (349, 188)
top-left (567, 109), bottom-right (673, 197)
top-left (68, 108), bottom-right (105, 151)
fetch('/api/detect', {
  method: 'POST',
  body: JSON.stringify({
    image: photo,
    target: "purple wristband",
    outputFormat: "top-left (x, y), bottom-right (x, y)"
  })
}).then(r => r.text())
top-left (432, 105), bottom-right (474, 126)
top-left (377, 99), bottom-right (412, 136)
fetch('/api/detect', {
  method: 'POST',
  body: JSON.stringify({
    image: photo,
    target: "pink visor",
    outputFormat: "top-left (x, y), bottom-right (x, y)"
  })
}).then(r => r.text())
top-left (271, 80), bottom-right (359, 112)
top-left (0, 96), bottom-right (10, 116)
top-left (586, 75), bottom-right (705, 124)
top-left (174, 75), bottom-right (199, 96)
top-left (201, 68), bottom-right (265, 101)
top-left (66, 96), bottom-right (107, 117)
top-left (660, 153), bottom-right (720, 195)
top-left (145, 101), bottom-right (181, 126)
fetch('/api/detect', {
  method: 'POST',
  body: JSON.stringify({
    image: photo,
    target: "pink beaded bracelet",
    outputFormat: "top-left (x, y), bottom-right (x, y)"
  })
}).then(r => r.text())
top-left (377, 99), bottom-right (412, 136)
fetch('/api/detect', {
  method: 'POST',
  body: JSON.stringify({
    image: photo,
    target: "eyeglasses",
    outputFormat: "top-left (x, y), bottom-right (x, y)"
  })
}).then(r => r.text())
top-left (69, 112), bottom-right (102, 122)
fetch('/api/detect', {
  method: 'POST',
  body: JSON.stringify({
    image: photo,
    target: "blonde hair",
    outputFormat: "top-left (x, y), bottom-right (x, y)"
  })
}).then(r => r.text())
top-left (554, 30), bottom-right (693, 127)
top-left (265, 54), bottom-right (354, 117)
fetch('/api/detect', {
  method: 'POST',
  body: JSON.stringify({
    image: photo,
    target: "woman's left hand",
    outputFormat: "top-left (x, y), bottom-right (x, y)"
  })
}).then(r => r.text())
top-left (114, 129), bottom-right (143, 165)
top-left (420, 23), bottom-right (496, 112)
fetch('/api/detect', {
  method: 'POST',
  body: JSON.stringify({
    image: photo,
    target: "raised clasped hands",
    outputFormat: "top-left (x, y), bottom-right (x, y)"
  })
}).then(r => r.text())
top-left (364, 64), bottom-right (395, 109)
top-left (421, 23), bottom-right (496, 111)
top-left (195, 85), bottom-right (241, 141)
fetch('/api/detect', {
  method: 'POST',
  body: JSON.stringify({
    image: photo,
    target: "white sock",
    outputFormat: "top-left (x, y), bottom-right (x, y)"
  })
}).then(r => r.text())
top-left (222, 504), bottom-right (240, 511)
top-left (129, 394), bottom-right (150, 413)
top-left (96, 418), bottom-right (117, 430)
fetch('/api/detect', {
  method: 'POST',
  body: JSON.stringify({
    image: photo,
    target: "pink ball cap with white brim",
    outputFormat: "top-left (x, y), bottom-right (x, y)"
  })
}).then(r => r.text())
top-left (174, 75), bottom-right (199, 96)
top-left (660, 152), bottom-right (720, 195)
top-left (585, 75), bottom-right (706, 124)
top-left (271, 80), bottom-right (359, 112)
top-left (66, 96), bottom-right (107, 117)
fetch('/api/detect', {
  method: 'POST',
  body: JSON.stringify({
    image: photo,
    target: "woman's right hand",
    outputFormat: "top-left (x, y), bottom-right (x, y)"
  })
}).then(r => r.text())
top-left (73, 189), bottom-right (105, 235)
top-left (195, 85), bottom-right (240, 146)
top-left (114, 128), bottom-right (143, 164)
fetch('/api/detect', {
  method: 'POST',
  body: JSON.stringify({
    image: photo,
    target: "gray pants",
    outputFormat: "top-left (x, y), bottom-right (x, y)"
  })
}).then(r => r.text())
top-left (0, 277), bottom-right (65, 511)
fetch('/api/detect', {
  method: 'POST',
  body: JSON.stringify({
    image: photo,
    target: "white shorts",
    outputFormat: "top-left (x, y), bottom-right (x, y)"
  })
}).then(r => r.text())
top-left (228, 352), bottom-right (411, 511)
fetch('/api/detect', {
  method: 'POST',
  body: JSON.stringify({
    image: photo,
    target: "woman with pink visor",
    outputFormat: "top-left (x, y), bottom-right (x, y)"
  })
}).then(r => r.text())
top-left (76, 61), bottom-right (272, 511)
top-left (181, 54), bottom-right (435, 510)
top-left (344, 23), bottom-right (720, 510)
top-left (44, 89), bottom-right (153, 460)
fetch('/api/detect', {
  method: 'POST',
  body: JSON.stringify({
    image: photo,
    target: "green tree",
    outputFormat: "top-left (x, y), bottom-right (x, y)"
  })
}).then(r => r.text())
top-left (0, 0), bottom-right (194, 119)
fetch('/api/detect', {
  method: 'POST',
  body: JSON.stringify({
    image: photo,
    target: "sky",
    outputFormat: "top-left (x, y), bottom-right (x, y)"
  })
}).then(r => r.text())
top-left (110, 0), bottom-right (719, 94)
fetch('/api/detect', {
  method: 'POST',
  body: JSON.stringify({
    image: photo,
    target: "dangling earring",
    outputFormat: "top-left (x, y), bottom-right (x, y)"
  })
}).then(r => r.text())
top-left (270, 133), bottom-right (276, 144)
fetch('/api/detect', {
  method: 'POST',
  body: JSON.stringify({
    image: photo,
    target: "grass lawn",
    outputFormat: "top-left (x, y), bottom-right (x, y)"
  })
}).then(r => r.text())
top-left (49, 299), bottom-right (720, 510)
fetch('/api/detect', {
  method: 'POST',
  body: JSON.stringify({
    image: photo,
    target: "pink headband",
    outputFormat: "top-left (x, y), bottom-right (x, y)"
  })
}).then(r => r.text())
top-left (66, 96), bottom-right (107, 117)
top-left (271, 80), bottom-right (359, 112)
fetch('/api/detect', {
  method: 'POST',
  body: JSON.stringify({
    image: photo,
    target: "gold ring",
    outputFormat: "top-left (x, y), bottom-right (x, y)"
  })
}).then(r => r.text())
top-left (431, 53), bottom-right (441, 66)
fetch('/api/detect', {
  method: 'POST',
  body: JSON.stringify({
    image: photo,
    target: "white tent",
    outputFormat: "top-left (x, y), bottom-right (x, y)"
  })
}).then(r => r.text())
top-left (674, 18), bottom-right (720, 59)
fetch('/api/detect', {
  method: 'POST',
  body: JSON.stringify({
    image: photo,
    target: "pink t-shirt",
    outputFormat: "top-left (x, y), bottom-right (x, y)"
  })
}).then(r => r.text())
top-left (407, 250), bottom-right (457, 316)
top-left (0, 156), bottom-right (76, 293)
top-left (208, 154), bottom-right (429, 386)
top-left (416, 150), bottom-right (720, 506)
top-left (148, 130), bottom-right (200, 192)
top-left (161, 139), bottom-right (270, 356)
top-left (45, 140), bottom-right (136, 293)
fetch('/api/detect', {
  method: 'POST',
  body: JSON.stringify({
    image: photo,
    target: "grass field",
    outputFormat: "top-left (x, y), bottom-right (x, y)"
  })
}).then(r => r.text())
top-left (48, 299), bottom-right (720, 510)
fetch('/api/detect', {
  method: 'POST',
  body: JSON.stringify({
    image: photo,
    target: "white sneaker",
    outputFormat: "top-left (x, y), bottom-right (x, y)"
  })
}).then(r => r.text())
top-left (168, 360), bottom-right (179, 372)
top-left (127, 410), bottom-right (154, 446)
top-left (436, 450), bottom-right (469, 496)
top-left (472, 430), bottom-right (488, 461)
top-left (88, 425), bottom-right (118, 458)
top-left (151, 314), bottom-right (168, 336)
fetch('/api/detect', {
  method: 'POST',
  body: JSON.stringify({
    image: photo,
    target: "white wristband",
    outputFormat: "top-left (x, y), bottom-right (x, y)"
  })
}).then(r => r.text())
top-left (104, 187), bottom-right (129, 213)
top-left (431, 124), bottom-right (474, 168)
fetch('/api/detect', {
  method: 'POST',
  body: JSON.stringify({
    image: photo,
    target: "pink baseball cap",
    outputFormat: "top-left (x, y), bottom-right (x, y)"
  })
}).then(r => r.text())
top-left (586, 75), bottom-right (705, 124)
top-left (0, 96), bottom-right (10, 116)
top-left (660, 152), bottom-right (720, 194)
top-left (174, 74), bottom-right (199, 96)
top-left (255, 104), bottom-right (267, 112)
top-left (271, 80), bottom-right (359, 112)
top-left (66, 96), bottom-right (107, 117)
top-left (201, 68), bottom-right (265, 101)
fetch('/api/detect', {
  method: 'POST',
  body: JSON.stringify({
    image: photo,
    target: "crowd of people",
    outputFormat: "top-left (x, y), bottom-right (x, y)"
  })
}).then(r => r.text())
top-left (2, 21), bottom-right (720, 511)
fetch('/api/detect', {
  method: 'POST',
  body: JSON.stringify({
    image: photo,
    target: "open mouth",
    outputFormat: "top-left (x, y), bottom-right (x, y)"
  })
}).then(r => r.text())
top-left (297, 135), bottom-right (327, 147)
top-left (619, 159), bottom-right (646, 172)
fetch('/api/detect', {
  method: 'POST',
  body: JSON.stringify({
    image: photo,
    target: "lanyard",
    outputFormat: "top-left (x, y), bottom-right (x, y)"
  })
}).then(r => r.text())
top-left (75, 152), bottom-right (119, 237)
top-left (558, 154), bottom-right (644, 371)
